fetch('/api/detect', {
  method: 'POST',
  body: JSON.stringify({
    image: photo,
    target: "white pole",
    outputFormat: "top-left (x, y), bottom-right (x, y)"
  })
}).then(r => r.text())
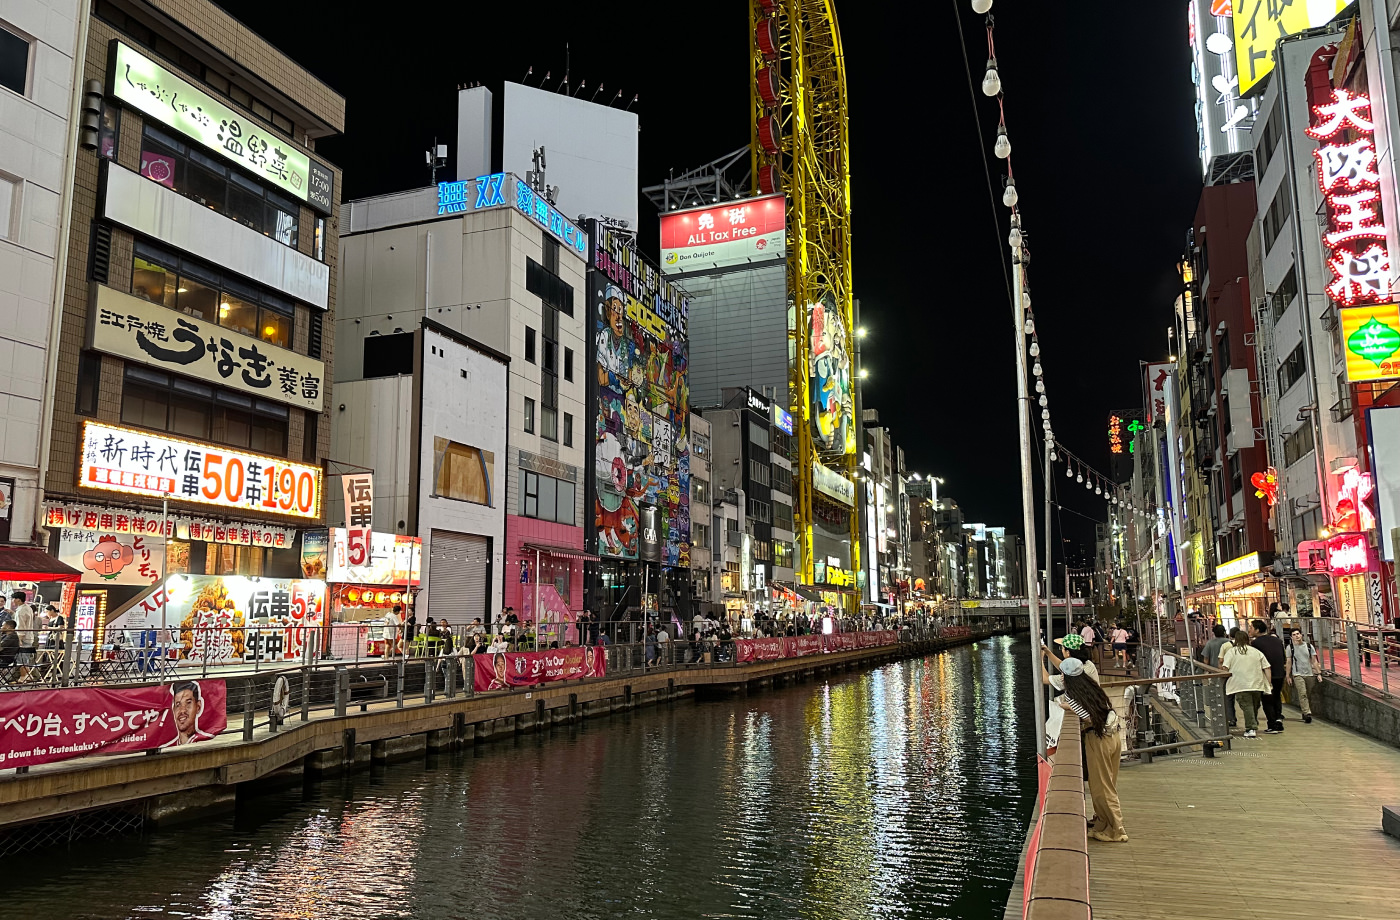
top-left (161, 493), bottom-right (170, 682)
top-left (1012, 251), bottom-right (1047, 758)
top-left (534, 549), bottom-right (541, 646)
top-left (1043, 440), bottom-right (1053, 643)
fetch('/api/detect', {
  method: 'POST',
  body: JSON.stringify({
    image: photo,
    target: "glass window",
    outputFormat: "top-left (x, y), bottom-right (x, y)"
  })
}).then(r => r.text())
top-left (121, 383), bottom-right (168, 430)
top-left (557, 481), bottom-right (574, 525)
top-left (186, 163), bottom-right (226, 212)
top-left (525, 327), bottom-right (536, 363)
top-left (524, 397), bottom-right (535, 433)
top-left (259, 308), bottom-right (291, 348)
top-left (522, 470), bottom-right (538, 517)
top-left (314, 217), bottom-right (326, 261)
top-left (563, 412), bottom-right (573, 447)
top-left (538, 475), bottom-right (557, 521)
top-left (250, 416), bottom-right (286, 455)
top-left (225, 183), bottom-right (263, 231)
top-left (219, 295), bottom-right (259, 338)
top-left (140, 140), bottom-right (182, 190)
top-left (76, 351), bottom-right (100, 416)
top-left (132, 258), bottom-right (177, 307)
top-left (176, 277), bottom-right (219, 323)
top-left (564, 347), bottom-right (573, 381)
top-left (0, 26), bottom-right (30, 96)
top-left (271, 206), bottom-right (298, 247)
top-left (224, 409), bottom-right (251, 448)
top-left (541, 405), bottom-right (557, 441)
top-left (98, 104), bottom-right (119, 161)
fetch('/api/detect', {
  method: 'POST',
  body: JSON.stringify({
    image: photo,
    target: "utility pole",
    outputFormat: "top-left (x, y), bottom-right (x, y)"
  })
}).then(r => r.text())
top-left (1012, 246), bottom-right (1047, 758)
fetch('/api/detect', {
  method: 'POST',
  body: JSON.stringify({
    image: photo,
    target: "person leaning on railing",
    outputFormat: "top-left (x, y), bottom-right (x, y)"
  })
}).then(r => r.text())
top-left (1050, 655), bottom-right (1127, 843)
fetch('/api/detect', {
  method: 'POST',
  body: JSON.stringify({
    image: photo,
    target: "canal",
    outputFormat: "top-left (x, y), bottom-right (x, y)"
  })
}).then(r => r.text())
top-left (0, 635), bottom-right (1037, 920)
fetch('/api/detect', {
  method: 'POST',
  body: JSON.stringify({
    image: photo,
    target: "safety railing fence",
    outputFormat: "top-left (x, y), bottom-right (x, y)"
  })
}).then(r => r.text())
top-left (1272, 616), bottom-right (1400, 698)
top-left (1102, 652), bottom-right (1232, 763)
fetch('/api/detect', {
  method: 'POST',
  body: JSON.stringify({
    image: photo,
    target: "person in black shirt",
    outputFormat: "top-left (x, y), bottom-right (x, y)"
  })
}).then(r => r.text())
top-left (1250, 618), bottom-right (1288, 733)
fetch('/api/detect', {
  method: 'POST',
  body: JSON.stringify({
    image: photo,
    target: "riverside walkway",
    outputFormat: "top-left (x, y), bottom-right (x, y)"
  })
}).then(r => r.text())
top-left (1090, 714), bottom-right (1400, 920)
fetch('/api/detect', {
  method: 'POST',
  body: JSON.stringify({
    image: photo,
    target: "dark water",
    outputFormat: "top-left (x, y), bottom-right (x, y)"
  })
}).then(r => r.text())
top-left (1, 636), bottom-right (1037, 920)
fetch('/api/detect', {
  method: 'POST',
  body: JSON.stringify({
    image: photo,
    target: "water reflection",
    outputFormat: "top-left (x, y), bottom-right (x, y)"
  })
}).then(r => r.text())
top-left (0, 636), bottom-right (1035, 920)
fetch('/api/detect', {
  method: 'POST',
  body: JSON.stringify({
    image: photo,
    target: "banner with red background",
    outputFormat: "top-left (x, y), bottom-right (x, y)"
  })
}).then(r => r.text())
top-left (0, 680), bottom-right (227, 769)
top-left (474, 647), bottom-right (606, 691)
top-left (733, 631), bottom-right (900, 663)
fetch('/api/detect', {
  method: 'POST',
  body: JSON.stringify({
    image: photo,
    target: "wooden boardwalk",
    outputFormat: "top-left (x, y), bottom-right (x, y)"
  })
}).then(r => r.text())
top-left (1088, 713), bottom-right (1400, 920)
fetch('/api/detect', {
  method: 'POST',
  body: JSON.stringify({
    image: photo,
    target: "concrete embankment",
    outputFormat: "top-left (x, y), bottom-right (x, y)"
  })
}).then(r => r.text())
top-left (0, 631), bottom-right (1001, 848)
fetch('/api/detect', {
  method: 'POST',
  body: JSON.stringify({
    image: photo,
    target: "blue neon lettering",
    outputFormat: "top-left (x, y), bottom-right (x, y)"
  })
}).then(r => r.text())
top-left (475, 174), bottom-right (505, 208)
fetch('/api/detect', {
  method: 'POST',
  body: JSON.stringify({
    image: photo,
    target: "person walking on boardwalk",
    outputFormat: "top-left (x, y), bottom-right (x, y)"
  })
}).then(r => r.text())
top-left (1053, 657), bottom-right (1127, 842)
top-left (1203, 624), bottom-right (1231, 668)
top-left (1249, 619), bottom-right (1287, 733)
top-left (1221, 630), bottom-right (1271, 739)
top-left (1286, 629), bottom-right (1321, 724)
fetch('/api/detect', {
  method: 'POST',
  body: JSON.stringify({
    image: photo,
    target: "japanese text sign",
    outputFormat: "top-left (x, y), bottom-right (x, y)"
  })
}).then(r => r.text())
top-left (1309, 89), bottom-right (1391, 307)
top-left (1326, 532), bottom-right (1371, 576)
top-left (0, 680), bottom-right (227, 770)
top-left (79, 421), bottom-right (322, 520)
top-left (327, 527), bottom-right (420, 586)
top-left (340, 473), bottom-right (373, 568)
top-left (1340, 302), bottom-right (1400, 382)
top-left (59, 529), bottom-right (163, 586)
top-left (1232, 0), bottom-right (1348, 95)
top-left (92, 286), bottom-right (324, 411)
top-left (659, 193), bottom-right (786, 275)
top-left (109, 42), bottom-right (332, 213)
top-left (44, 501), bottom-right (294, 548)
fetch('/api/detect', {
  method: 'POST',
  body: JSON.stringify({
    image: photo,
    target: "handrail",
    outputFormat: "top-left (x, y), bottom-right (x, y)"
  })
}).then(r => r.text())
top-left (1023, 715), bottom-right (1090, 919)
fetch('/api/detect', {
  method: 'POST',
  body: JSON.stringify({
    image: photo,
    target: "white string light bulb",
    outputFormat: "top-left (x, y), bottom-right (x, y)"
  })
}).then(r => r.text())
top-left (1024, 318), bottom-right (1035, 334)
top-left (1032, 361), bottom-right (1043, 376)
top-left (972, 0), bottom-right (993, 13)
top-left (994, 126), bottom-right (1011, 158)
top-left (1066, 466), bottom-right (1073, 479)
top-left (1029, 341), bottom-right (1040, 357)
top-left (1003, 178), bottom-right (1018, 207)
top-left (982, 60), bottom-right (1001, 96)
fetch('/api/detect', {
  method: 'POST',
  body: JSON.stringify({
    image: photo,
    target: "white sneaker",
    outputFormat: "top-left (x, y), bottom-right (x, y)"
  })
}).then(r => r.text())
top-left (1244, 730), bottom-right (1257, 738)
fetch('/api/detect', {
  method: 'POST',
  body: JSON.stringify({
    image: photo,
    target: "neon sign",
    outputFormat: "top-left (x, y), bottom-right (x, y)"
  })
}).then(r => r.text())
top-left (1108, 414), bottom-right (1124, 454)
top-left (1331, 464), bottom-right (1376, 533)
top-left (1326, 533), bottom-right (1370, 576)
top-left (436, 174), bottom-right (588, 257)
top-left (1308, 89), bottom-right (1391, 306)
top-left (1250, 467), bottom-right (1278, 506)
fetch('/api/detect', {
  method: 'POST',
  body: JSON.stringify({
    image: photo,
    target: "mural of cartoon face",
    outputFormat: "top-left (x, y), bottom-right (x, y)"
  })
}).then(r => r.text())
top-left (84, 536), bottom-right (134, 580)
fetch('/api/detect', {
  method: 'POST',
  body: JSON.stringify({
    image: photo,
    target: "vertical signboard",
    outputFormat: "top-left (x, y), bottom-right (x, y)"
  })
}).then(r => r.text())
top-left (1232, 1), bottom-right (1350, 96)
top-left (1188, 0), bottom-right (1254, 173)
top-left (341, 473), bottom-right (374, 569)
top-left (590, 224), bottom-right (691, 566)
top-left (809, 297), bottom-right (856, 457)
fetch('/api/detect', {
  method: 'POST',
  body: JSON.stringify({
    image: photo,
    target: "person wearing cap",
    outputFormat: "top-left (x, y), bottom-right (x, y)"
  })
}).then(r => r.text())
top-left (1044, 654), bottom-right (1127, 842)
top-left (1049, 633), bottom-right (1099, 684)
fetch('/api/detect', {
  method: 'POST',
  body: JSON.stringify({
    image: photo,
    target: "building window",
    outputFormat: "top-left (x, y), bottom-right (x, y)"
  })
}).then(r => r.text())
top-left (1262, 182), bottom-right (1291, 253)
top-left (772, 429), bottom-right (791, 459)
top-left (526, 256), bottom-right (574, 316)
top-left (131, 246), bottom-right (295, 348)
top-left (518, 470), bottom-right (575, 525)
top-left (139, 125), bottom-right (301, 249)
top-left (543, 339), bottom-right (556, 374)
top-left (1271, 265), bottom-right (1297, 321)
top-left (432, 437), bottom-right (494, 505)
top-left (693, 432), bottom-right (710, 457)
top-left (747, 498), bottom-right (771, 524)
top-left (564, 347), bottom-right (573, 382)
top-left (76, 352), bottom-right (101, 416)
top-left (1283, 423), bottom-right (1315, 468)
top-left (563, 412), bottom-right (573, 447)
top-left (771, 465), bottom-right (792, 494)
top-left (0, 25), bottom-right (30, 96)
top-left (303, 410), bottom-right (318, 463)
top-left (1277, 342), bottom-right (1307, 394)
top-left (773, 499), bottom-right (793, 531)
top-left (748, 420), bottom-right (769, 449)
top-left (692, 521), bottom-right (710, 550)
top-left (0, 173), bottom-right (16, 241)
top-left (541, 405), bottom-right (558, 441)
top-left (525, 326), bottom-right (536, 363)
top-left (774, 542), bottom-right (793, 567)
top-left (748, 459), bottom-right (771, 486)
top-left (524, 397), bottom-right (535, 433)
top-left (314, 216), bottom-right (326, 261)
top-left (363, 332), bottom-right (414, 378)
top-left (692, 477), bottom-right (710, 505)
top-left (120, 366), bottom-right (288, 454)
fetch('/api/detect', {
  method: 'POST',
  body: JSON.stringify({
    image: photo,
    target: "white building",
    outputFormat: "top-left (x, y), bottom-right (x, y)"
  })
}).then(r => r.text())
top-left (689, 412), bottom-right (712, 604)
top-left (0, 1), bottom-right (83, 546)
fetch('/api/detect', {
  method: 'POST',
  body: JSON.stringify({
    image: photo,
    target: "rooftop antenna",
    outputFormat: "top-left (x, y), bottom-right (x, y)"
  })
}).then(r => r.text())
top-left (521, 65), bottom-right (533, 83)
top-left (425, 137), bottom-right (447, 186)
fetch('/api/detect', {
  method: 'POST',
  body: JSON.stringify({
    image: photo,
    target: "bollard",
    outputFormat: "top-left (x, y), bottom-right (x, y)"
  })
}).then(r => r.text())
top-left (397, 658), bottom-right (406, 709)
top-left (335, 668), bottom-right (348, 717)
top-left (242, 681), bottom-right (254, 741)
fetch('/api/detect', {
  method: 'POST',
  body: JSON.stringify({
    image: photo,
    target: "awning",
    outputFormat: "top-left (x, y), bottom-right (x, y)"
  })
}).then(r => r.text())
top-left (0, 547), bottom-right (82, 583)
top-left (522, 542), bottom-right (599, 562)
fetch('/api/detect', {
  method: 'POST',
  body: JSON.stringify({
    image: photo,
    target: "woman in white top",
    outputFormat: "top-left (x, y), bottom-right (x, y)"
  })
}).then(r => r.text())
top-left (1221, 630), bottom-right (1272, 738)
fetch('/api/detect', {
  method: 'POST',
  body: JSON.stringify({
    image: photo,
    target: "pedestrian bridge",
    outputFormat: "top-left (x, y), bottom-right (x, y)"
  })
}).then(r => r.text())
top-left (1011, 673), bottom-right (1400, 920)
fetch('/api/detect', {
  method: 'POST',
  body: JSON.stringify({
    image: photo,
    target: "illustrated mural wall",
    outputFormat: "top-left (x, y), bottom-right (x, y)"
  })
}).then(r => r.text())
top-left (591, 228), bottom-right (690, 566)
top-left (809, 297), bottom-right (855, 457)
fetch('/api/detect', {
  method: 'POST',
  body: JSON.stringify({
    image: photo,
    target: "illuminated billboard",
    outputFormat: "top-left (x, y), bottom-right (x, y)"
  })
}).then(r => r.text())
top-left (1188, 0), bottom-right (1254, 173)
top-left (809, 298), bottom-right (855, 457)
top-left (1232, 0), bottom-right (1349, 96)
top-left (659, 194), bottom-right (786, 275)
top-left (590, 225), bottom-right (690, 565)
top-left (1341, 303), bottom-right (1400, 382)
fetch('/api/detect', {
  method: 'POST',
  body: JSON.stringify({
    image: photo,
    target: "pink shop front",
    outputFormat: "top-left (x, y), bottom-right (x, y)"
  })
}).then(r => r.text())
top-left (505, 516), bottom-right (594, 638)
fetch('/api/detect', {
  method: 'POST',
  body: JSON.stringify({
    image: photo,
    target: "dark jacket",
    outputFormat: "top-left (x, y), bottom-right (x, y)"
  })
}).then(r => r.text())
top-left (1252, 634), bottom-right (1286, 675)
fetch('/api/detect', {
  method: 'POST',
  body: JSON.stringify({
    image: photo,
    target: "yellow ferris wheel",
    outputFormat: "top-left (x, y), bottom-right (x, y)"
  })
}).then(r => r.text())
top-left (749, 0), bottom-right (858, 593)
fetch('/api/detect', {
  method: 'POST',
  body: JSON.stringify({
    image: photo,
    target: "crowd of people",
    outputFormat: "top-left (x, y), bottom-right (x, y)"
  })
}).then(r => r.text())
top-left (0, 591), bottom-right (65, 683)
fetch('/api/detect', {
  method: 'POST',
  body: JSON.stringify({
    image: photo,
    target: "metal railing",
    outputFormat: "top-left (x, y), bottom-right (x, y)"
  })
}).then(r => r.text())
top-left (1095, 644), bottom-right (1232, 761)
top-left (1271, 616), bottom-right (1399, 697)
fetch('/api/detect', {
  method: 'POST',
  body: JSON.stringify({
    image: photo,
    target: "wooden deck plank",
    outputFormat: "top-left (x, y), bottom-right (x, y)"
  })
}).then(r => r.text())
top-left (1087, 711), bottom-right (1400, 920)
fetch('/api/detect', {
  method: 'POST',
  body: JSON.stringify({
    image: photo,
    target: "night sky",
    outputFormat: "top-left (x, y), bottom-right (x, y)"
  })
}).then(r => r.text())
top-left (219, 1), bottom-right (1202, 560)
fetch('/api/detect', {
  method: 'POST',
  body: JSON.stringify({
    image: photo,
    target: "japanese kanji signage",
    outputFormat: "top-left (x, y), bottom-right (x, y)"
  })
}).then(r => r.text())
top-left (1232, 1), bottom-right (1348, 96)
top-left (0, 680), bottom-right (227, 770)
top-left (1309, 88), bottom-right (1391, 306)
top-left (79, 421), bottom-right (323, 520)
top-left (1144, 363), bottom-right (1175, 425)
top-left (1340, 302), bottom-right (1400, 382)
top-left (109, 41), bottom-right (333, 213)
top-left (58, 529), bottom-right (163, 586)
top-left (340, 473), bottom-right (373, 569)
top-left (327, 528), bottom-right (420, 586)
top-left (91, 286), bottom-right (324, 411)
top-left (659, 193), bottom-right (786, 275)
top-left (43, 501), bottom-right (295, 547)
top-left (436, 174), bottom-right (587, 258)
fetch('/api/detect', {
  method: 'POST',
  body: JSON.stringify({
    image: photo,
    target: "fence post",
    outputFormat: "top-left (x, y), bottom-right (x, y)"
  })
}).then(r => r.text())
top-left (446, 657), bottom-right (456, 698)
top-left (425, 659), bottom-right (435, 704)
top-left (1380, 627), bottom-right (1391, 696)
top-left (1347, 623), bottom-right (1362, 685)
top-left (397, 657), bottom-right (406, 709)
top-left (242, 681), bottom-right (254, 741)
top-left (335, 668), bottom-right (347, 717)
top-left (302, 667), bottom-right (312, 722)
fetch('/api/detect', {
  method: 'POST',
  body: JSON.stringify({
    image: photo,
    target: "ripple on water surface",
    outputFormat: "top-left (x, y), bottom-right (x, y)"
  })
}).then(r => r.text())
top-left (0, 636), bottom-right (1037, 920)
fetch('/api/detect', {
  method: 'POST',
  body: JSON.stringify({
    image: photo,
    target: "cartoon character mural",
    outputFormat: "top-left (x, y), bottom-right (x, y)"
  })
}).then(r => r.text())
top-left (593, 259), bottom-right (690, 567)
top-left (809, 298), bottom-right (855, 457)
top-left (83, 536), bottom-right (135, 581)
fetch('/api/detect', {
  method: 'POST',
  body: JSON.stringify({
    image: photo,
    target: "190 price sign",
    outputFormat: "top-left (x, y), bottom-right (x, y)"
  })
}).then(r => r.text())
top-left (79, 421), bottom-right (322, 520)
